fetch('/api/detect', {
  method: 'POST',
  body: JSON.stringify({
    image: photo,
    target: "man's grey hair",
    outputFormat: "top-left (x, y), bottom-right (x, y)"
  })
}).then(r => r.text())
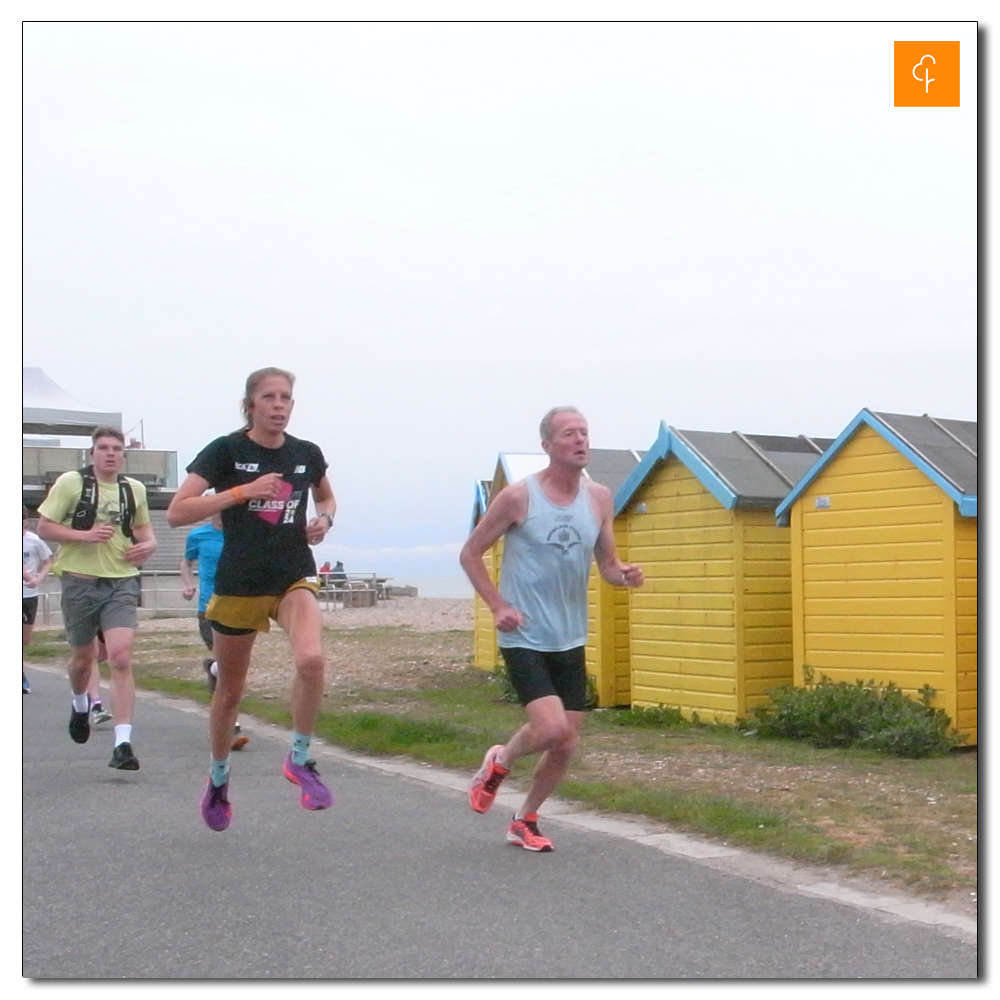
top-left (539, 406), bottom-right (585, 442)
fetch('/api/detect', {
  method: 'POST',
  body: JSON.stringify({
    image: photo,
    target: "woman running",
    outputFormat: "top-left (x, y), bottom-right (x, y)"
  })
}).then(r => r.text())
top-left (168, 367), bottom-right (337, 832)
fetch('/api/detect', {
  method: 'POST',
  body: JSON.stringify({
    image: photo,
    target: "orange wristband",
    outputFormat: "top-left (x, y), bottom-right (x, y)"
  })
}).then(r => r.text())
top-left (231, 485), bottom-right (246, 503)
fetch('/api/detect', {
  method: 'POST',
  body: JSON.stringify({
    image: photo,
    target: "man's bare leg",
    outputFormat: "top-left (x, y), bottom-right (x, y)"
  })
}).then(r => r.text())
top-left (519, 710), bottom-right (584, 816)
top-left (484, 696), bottom-right (584, 851)
top-left (66, 643), bottom-right (98, 743)
top-left (499, 696), bottom-right (574, 763)
top-left (101, 627), bottom-right (136, 725)
top-left (67, 644), bottom-right (97, 698)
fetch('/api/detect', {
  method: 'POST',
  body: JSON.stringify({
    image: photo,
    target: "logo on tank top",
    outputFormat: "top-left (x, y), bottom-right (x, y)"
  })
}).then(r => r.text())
top-left (546, 524), bottom-right (582, 555)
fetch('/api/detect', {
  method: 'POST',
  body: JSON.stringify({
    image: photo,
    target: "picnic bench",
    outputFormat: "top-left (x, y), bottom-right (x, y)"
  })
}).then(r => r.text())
top-left (318, 572), bottom-right (391, 609)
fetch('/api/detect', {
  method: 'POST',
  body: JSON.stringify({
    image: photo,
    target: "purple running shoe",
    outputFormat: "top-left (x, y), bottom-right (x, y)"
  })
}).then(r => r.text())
top-left (201, 779), bottom-right (232, 832)
top-left (283, 753), bottom-right (333, 810)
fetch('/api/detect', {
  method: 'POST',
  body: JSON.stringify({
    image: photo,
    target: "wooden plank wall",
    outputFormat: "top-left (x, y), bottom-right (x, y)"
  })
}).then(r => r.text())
top-left (735, 511), bottom-right (795, 719)
top-left (472, 542), bottom-right (501, 670)
top-left (627, 459), bottom-right (738, 720)
top-left (953, 508), bottom-right (978, 743)
top-left (792, 425), bottom-right (950, 701)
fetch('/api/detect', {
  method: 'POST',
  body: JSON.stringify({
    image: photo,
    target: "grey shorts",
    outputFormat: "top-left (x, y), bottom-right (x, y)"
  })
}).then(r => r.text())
top-left (196, 612), bottom-right (214, 651)
top-left (60, 574), bottom-right (141, 648)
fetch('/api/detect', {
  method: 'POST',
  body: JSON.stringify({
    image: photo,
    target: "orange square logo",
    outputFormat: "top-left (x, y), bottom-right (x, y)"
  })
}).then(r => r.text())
top-left (894, 41), bottom-right (960, 107)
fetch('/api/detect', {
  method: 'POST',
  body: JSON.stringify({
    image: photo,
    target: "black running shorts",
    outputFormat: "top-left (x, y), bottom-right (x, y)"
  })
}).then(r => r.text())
top-left (196, 612), bottom-right (215, 651)
top-left (499, 646), bottom-right (588, 711)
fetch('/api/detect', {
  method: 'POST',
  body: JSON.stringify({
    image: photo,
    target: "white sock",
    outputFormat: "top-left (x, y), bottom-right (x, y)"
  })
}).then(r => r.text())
top-left (114, 724), bottom-right (132, 746)
top-left (210, 661), bottom-right (219, 677)
top-left (72, 693), bottom-right (89, 713)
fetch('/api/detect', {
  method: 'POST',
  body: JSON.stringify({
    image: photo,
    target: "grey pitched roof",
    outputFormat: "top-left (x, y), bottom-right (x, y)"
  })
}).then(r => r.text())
top-left (675, 429), bottom-right (829, 509)
top-left (584, 448), bottom-right (645, 495)
top-left (873, 412), bottom-right (978, 496)
top-left (742, 434), bottom-right (835, 486)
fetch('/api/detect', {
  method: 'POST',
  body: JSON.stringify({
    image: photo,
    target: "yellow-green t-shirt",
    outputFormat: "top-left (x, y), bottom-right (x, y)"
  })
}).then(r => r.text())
top-left (38, 471), bottom-right (151, 579)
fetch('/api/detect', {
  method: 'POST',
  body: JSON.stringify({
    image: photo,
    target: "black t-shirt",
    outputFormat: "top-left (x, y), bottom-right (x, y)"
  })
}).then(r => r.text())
top-left (187, 431), bottom-right (328, 597)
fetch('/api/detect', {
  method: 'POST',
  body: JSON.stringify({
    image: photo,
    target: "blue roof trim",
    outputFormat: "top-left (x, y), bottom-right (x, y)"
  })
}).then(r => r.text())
top-left (614, 422), bottom-right (670, 515)
top-left (468, 480), bottom-right (489, 534)
top-left (774, 412), bottom-right (867, 525)
top-left (613, 422), bottom-right (739, 515)
top-left (774, 409), bottom-right (977, 525)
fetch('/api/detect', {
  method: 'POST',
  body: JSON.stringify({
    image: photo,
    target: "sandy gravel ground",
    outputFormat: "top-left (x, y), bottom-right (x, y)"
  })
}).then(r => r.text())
top-left (319, 596), bottom-right (473, 632)
top-left (137, 596), bottom-right (473, 635)
top-left (135, 597), bottom-right (474, 693)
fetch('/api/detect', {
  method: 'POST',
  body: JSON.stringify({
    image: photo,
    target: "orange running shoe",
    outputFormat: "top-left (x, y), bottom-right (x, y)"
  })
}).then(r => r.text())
top-left (469, 744), bottom-right (509, 813)
top-left (507, 813), bottom-right (553, 852)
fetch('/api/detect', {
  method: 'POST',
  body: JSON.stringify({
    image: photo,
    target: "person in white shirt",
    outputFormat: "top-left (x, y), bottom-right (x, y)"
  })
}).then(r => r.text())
top-left (23, 506), bottom-right (54, 694)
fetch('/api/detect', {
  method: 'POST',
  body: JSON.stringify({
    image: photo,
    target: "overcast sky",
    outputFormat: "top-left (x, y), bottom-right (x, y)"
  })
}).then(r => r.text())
top-left (22, 18), bottom-right (978, 588)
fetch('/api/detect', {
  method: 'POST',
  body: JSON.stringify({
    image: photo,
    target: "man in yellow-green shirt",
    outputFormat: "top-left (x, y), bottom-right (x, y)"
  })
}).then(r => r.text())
top-left (38, 426), bottom-right (157, 770)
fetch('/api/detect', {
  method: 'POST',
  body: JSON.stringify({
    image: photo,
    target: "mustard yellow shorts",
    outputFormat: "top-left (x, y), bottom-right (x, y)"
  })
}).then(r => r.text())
top-left (205, 579), bottom-right (320, 635)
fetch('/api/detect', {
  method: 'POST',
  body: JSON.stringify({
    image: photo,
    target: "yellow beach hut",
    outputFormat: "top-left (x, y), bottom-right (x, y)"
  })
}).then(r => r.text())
top-left (469, 453), bottom-right (548, 673)
top-left (615, 422), bottom-right (833, 724)
top-left (468, 449), bottom-right (643, 706)
top-left (774, 410), bottom-right (978, 745)
top-left (469, 478), bottom-right (496, 673)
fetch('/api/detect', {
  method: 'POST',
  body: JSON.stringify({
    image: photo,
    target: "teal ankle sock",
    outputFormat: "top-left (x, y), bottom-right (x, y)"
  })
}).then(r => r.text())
top-left (210, 758), bottom-right (231, 787)
top-left (291, 731), bottom-right (311, 765)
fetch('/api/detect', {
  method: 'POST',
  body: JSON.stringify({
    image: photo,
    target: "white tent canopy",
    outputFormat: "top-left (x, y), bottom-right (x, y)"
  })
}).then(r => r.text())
top-left (22, 367), bottom-right (122, 436)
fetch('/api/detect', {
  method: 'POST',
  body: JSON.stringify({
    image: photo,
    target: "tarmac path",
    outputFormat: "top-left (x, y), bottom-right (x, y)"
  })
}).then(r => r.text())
top-left (22, 663), bottom-right (977, 980)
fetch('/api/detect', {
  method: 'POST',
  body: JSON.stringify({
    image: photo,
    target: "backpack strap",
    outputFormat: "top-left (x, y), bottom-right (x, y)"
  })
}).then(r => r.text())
top-left (70, 467), bottom-right (137, 541)
top-left (70, 468), bottom-right (99, 532)
top-left (118, 477), bottom-right (137, 542)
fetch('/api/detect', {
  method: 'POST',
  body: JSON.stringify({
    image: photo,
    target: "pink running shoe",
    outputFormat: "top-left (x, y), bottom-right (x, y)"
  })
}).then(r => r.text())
top-left (201, 779), bottom-right (232, 832)
top-left (469, 744), bottom-right (509, 814)
top-left (507, 813), bottom-right (554, 852)
top-left (283, 753), bottom-right (334, 810)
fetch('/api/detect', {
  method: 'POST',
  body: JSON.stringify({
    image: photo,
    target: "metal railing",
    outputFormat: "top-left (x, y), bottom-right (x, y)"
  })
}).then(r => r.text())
top-left (32, 570), bottom-right (391, 625)
top-left (318, 572), bottom-right (385, 609)
top-left (22, 445), bottom-right (179, 488)
top-left (34, 572), bottom-right (195, 627)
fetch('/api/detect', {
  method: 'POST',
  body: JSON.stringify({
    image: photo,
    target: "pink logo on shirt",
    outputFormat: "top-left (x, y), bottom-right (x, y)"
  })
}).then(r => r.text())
top-left (251, 479), bottom-right (293, 524)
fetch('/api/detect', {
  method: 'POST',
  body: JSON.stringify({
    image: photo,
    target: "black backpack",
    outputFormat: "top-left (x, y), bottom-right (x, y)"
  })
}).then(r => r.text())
top-left (70, 466), bottom-right (137, 542)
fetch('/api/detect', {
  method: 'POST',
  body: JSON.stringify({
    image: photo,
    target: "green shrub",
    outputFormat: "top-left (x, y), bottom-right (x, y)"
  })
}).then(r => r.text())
top-left (607, 704), bottom-right (686, 729)
top-left (490, 663), bottom-right (520, 703)
top-left (748, 668), bottom-right (963, 758)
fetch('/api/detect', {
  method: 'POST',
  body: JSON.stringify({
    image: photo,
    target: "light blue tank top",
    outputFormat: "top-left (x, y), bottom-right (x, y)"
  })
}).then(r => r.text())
top-left (498, 473), bottom-right (601, 651)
